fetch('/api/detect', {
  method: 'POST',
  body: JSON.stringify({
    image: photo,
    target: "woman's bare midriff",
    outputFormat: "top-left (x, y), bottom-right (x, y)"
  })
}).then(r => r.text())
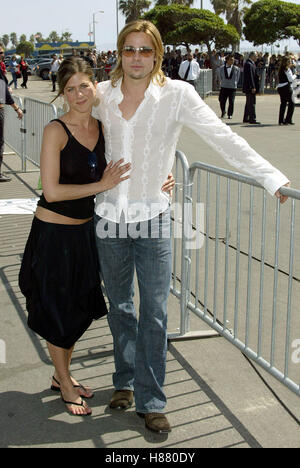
top-left (35, 206), bottom-right (93, 225)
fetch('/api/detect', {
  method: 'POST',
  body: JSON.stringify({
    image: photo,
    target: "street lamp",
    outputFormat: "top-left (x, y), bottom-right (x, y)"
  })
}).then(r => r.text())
top-left (116, 0), bottom-right (119, 39)
top-left (93, 10), bottom-right (104, 48)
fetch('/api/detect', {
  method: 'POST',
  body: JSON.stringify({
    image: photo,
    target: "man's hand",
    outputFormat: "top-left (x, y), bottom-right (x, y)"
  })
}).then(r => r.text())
top-left (275, 182), bottom-right (291, 204)
top-left (16, 108), bottom-right (23, 120)
top-left (162, 173), bottom-right (175, 197)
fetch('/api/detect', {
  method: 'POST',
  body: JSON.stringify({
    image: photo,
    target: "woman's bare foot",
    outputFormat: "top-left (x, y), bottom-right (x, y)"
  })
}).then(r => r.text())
top-left (52, 375), bottom-right (94, 399)
top-left (60, 385), bottom-right (92, 417)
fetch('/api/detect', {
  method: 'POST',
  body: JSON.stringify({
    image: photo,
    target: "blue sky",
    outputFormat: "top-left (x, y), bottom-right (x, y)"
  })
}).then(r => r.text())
top-left (2, 0), bottom-right (300, 52)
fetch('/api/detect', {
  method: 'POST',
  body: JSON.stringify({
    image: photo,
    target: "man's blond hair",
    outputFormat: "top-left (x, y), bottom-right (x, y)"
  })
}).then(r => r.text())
top-left (110, 20), bottom-right (166, 87)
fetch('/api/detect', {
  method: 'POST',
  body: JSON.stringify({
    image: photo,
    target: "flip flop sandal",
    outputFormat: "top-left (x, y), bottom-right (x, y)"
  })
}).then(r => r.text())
top-left (61, 396), bottom-right (92, 417)
top-left (51, 376), bottom-right (94, 399)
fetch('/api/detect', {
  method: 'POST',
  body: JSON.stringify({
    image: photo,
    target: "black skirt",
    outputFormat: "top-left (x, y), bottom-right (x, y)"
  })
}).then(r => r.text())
top-left (19, 217), bottom-right (108, 349)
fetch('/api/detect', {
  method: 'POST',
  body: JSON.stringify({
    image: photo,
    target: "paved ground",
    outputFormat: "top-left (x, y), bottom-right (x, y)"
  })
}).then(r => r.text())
top-left (0, 77), bottom-right (299, 449)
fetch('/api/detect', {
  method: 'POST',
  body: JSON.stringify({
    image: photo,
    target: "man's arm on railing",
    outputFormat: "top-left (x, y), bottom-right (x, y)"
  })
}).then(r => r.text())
top-left (176, 82), bottom-right (291, 199)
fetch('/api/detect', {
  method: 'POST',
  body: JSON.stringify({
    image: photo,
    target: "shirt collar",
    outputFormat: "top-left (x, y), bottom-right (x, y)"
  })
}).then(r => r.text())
top-left (145, 79), bottom-right (161, 102)
top-left (107, 79), bottom-right (123, 105)
top-left (107, 77), bottom-right (161, 104)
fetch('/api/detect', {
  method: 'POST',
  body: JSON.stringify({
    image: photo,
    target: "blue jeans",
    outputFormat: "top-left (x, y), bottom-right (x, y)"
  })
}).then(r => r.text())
top-left (9, 72), bottom-right (17, 89)
top-left (94, 209), bottom-right (172, 413)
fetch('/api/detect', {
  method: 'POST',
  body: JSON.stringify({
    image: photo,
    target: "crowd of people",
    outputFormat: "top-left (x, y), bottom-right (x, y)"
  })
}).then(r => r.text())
top-left (4, 45), bottom-right (300, 95)
top-left (161, 47), bottom-right (300, 92)
top-left (3, 55), bottom-right (29, 90)
top-left (70, 49), bottom-right (118, 83)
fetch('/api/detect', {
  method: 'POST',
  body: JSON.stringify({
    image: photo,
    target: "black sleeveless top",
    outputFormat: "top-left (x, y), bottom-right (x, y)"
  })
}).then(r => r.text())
top-left (278, 69), bottom-right (290, 86)
top-left (38, 119), bottom-right (107, 219)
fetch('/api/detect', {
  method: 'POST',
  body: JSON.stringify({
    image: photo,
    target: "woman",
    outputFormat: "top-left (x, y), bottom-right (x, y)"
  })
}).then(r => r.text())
top-left (8, 55), bottom-right (19, 89)
top-left (268, 55), bottom-right (277, 89)
top-left (19, 57), bottom-right (175, 417)
top-left (277, 57), bottom-right (296, 125)
top-left (19, 56), bottom-right (29, 89)
top-left (19, 57), bottom-right (132, 416)
top-left (0, 44), bottom-right (23, 182)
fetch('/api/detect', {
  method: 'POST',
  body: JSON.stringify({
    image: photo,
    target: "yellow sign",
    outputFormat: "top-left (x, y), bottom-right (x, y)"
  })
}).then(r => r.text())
top-left (36, 42), bottom-right (94, 51)
top-left (39, 44), bottom-right (55, 50)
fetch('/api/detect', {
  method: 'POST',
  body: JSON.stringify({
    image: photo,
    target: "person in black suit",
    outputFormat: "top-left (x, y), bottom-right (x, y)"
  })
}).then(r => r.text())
top-left (219, 54), bottom-right (240, 119)
top-left (243, 52), bottom-right (261, 124)
top-left (277, 57), bottom-right (296, 125)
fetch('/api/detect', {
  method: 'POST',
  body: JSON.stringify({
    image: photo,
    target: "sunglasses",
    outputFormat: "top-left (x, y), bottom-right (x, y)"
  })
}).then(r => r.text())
top-left (0, 52), bottom-right (4, 55)
top-left (122, 46), bottom-right (154, 58)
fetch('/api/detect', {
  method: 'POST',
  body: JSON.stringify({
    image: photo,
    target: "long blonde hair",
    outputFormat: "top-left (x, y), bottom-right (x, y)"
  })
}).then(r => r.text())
top-left (110, 20), bottom-right (166, 88)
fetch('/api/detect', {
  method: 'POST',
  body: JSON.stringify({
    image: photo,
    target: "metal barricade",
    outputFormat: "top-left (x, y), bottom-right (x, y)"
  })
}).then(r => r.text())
top-left (3, 95), bottom-right (300, 397)
top-left (3, 96), bottom-right (26, 170)
top-left (23, 97), bottom-right (57, 169)
top-left (195, 70), bottom-right (213, 99)
top-left (170, 151), bottom-right (300, 398)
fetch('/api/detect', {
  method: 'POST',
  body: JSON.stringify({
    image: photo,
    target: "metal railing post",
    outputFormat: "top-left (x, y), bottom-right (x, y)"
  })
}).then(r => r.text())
top-left (169, 152), bottom-right (220, 342)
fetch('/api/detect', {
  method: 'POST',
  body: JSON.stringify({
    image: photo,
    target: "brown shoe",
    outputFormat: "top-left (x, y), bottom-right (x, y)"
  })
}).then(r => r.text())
top-left (137, 412), bottom-right (172, 434)
top-left (109, 390), bottom-right (134, 410)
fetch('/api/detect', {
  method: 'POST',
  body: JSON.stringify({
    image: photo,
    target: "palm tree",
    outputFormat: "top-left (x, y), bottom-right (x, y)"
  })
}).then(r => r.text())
top-left (10, 33), bottom-right (18, 48)
top-left (210, 0), bottom-right (252, 36)
top-left (48, 31), bottom-right (60, 43)
top-left (34, 33), bottom-right (44, 44)
top-left (61, 32), bottom-right (73, 42)
top-left (1, 34), bottom-right (10, 48)
top-left (119, 0), bottom-right (152, 23)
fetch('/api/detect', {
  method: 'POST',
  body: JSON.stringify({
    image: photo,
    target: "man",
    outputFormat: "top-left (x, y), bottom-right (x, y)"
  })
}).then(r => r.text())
top-left (219, 54), bottom-right (240, 119)
top-left (179, 51), bottom-right (200, 88)
top-left (93, 21), bottom-right (290, 435)
top-left (0, 43), bottom-right (23, 182)
top-left (210, 50), bottom-right (223, 91)
top-left (50, 54), bottom-right (61, 92)
top-left (243, 51), bottom-right (260, 124)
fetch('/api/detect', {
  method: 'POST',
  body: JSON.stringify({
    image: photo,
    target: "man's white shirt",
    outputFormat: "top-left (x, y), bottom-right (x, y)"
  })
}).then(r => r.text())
top-left (93, 78), bottom-right (289, 224)
top-left (50, 60), bottom-right (61, 73)
top-left (178, 60), bottom-right (200, 81)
